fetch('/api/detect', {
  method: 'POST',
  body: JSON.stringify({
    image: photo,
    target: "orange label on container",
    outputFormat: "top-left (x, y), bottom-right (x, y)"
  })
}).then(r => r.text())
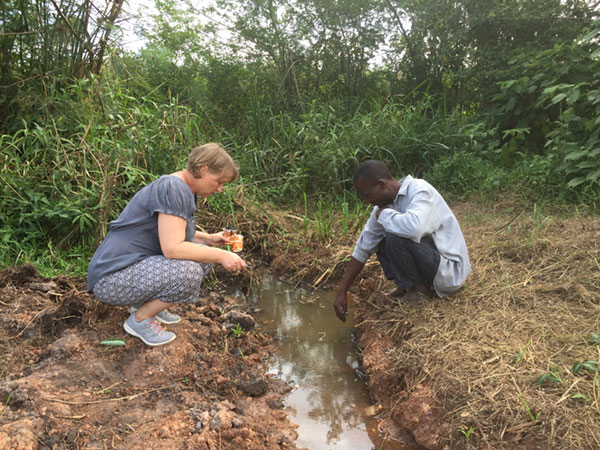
top-left (223, 228), bottom-right (237, 238)
top-left (229, 234), bottom-right (244, 252)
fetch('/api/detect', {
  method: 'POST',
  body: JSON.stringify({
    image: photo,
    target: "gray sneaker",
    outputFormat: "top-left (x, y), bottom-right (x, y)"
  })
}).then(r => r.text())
top-left (123, 313), bottom-right (176, 346)
top-left (127, 305), bottom-right (181, 325)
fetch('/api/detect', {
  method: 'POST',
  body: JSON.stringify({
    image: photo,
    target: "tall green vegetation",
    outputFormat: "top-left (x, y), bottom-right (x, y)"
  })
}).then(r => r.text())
top-left (134, 0), bottom-right (600, 202)
top-left (0, 0), bottom-right (125, 129)
top-left (0, 0), bottom-right (599, 272)
top-left (489, 25), bottom-right (600, 199)
top-left (384, 0), bottom-right (596, 107)
top-left (0, 73), bottom-right (210, 272)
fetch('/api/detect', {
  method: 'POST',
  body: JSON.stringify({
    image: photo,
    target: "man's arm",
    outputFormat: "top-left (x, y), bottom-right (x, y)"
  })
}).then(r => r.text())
top-left (376, 187), bottom-right (439, 240)
top-left (334, 257), bottom-right (365, 322)
top-left (334, 207), bottom-right (384, 322)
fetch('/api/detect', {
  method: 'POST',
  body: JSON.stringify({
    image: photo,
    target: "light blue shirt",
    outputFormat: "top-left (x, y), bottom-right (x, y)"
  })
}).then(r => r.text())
top-left (352, 175), bottom-right (471, 296)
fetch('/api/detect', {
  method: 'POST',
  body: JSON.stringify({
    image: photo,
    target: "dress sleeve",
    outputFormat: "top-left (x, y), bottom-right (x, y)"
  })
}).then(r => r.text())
top-left (147, 176), bottom-right (194, 220)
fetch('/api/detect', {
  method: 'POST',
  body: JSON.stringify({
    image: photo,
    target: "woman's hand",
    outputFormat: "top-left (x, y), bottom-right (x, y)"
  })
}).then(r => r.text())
top-left (208, 232), bottom-right (230, 247)
top-left (220, 251), bottom-right (247, 273)
top-left (194, 231), bottom-right (230, 247)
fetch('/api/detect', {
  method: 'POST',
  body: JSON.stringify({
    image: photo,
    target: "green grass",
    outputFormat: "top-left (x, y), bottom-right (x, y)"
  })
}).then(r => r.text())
top-left (1, 69), bottom-right (598, 276)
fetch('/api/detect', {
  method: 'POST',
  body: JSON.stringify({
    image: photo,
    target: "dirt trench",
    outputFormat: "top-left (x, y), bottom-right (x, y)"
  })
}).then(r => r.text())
top-left (6, 201), bottom-right (591, 450)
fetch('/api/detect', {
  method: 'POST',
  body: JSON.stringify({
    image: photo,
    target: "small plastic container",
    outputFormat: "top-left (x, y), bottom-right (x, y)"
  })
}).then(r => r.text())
top-left (229, 233), bottom-right (244, 253)
top-left (223, 228), bottom-right (237, 238)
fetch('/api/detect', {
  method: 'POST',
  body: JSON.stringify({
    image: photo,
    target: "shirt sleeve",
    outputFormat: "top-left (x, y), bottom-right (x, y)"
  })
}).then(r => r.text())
top-left (376, 186), bottom-right (439, 241)
top-left (148, 176), bottom-right (194, 220)
top-left (351, 207), bottom-right (385, 263)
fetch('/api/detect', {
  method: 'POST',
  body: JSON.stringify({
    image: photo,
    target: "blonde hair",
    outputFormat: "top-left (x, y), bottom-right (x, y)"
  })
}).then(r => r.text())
top-left (187, 143), bottom-right (239, 181)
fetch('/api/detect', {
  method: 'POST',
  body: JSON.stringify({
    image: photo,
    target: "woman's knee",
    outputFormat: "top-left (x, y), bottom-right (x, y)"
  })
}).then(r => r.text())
top-left (169, 260), bottom-right (209, 287)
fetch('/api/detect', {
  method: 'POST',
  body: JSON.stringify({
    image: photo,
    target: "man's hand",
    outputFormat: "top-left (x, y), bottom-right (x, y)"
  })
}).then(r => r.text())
top-left (334, 291), bottom-right (348, 322)
top-left (375, 206), bottom-right (385, 219)
top-left (334, 257), bottom-right (365, 322)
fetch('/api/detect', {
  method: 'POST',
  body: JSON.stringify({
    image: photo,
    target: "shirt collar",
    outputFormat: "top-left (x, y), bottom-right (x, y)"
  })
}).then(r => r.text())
top-left (395, 174), bottom-right (412, 200)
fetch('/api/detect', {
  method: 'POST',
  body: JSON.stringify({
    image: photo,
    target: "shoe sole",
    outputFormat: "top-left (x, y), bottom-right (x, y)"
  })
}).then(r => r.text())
top-left (127, 307), bottom-right (181, 325)
top-left (123, 321), bottom-right (176, 346)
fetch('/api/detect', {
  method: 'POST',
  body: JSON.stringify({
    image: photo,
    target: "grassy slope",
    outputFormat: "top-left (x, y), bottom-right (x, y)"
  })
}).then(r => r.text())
top-left (8, 183), bottom-right (598, 448)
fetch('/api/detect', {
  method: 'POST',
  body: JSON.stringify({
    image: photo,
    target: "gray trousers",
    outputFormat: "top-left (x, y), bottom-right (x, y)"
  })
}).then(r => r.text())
top-left (376, 232), bottom-right (440, 291)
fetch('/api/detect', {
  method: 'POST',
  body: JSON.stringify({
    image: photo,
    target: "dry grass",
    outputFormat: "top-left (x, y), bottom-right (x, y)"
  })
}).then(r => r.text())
top-left (362, 203), bottom-right (600, 448)
top-left (201, 186), bottom-right (365, 289)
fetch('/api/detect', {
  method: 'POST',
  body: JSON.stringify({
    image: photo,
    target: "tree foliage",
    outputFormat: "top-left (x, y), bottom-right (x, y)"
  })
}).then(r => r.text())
top-left (1, 0), bottom-right (599, 206)
top-left (0, 0), bottom-right (125, 127)
top-left (490, 18), bottom-right (600, 193)
top-left (383, 0), bottom-right (598, 107)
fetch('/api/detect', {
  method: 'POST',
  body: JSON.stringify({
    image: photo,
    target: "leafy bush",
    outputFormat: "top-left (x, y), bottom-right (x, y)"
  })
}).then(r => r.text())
top-left (488, 19), bottom-right (600, 197)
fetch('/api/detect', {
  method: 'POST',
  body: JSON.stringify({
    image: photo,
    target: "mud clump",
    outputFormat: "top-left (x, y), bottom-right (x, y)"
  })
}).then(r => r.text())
top-left (220, 310), bottom-right (256, 332)
top-left (0, 265), bottom-right (298, 449)
top-left (236, 373), bottom-right (269, 397)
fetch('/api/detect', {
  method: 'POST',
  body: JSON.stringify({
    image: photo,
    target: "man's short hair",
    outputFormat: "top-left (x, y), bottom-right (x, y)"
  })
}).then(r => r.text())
top-left (353, 160), bottom-right (394, 183)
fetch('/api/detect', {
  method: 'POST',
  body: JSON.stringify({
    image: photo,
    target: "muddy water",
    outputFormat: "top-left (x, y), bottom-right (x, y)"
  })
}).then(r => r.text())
top-left (249, 272), bottom-right (413, 450)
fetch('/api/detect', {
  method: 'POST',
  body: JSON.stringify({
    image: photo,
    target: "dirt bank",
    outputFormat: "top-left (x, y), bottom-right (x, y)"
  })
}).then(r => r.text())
top-left (250, 199), bottom-right (599, 449)
top-left (0, 265), bottom-right (299, 449)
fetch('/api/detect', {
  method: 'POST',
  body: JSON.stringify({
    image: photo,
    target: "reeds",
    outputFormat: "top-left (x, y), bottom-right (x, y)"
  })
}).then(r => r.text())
top-left (234, 98), bottom-right (470, 199)
top-left (0, 73), bottom-right (208, 272)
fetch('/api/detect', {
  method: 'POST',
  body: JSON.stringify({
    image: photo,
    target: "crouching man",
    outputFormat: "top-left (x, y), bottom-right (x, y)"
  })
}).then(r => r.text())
top-left (334, 160), bottom-right (471, 322)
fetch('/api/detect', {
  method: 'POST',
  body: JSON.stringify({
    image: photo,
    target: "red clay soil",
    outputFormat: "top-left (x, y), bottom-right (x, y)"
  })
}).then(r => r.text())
top-left (0, 265), bottom-right (299, 450)
top-left (356, 316), bottom-right (447, 450)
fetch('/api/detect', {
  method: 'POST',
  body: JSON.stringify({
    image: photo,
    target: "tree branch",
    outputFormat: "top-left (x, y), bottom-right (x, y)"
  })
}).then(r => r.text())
top-left (48, 0), bottom-right (96, 61)
top-left (384, 0), bottom-right (417, 63)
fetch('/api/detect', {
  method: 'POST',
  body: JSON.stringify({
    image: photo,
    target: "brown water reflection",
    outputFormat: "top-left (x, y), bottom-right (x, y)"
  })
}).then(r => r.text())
top-left (250, 272), bottom-right (414, 450)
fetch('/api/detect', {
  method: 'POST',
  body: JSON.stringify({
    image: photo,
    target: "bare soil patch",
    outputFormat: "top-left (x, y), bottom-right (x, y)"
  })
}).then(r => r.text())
top-left (0, 265), bottom-right (298, 450)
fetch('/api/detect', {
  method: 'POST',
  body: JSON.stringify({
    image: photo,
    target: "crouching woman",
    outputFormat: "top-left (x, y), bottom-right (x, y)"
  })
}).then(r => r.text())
top-left (87, 143), bottom-right (246, 346)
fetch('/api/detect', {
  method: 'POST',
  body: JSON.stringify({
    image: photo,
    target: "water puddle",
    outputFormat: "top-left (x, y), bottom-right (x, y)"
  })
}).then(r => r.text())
top-left (249, 272), bottom-right (416, 450)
